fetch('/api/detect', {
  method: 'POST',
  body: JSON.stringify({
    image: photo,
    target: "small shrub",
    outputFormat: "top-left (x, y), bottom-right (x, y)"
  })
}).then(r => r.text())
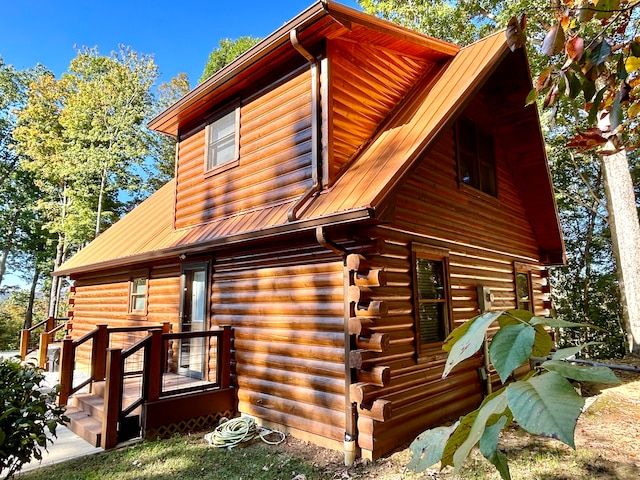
top-left (0, 357), bottom-right (68, 479)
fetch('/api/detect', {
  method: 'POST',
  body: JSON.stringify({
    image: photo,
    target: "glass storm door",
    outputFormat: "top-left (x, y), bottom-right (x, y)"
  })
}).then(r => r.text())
top-left (179, 265), bottom-right (208, 379)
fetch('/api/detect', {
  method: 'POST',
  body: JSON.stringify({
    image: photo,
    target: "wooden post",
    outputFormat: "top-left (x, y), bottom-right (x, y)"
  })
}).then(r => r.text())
top-left (354, 269), bottom-right (387, 287)
top-left (359, 399), bottom-right (392, 422)
top-left (348, 317), bottom-right (375, 336)
top-left (58, 336), bottom-right (74, 406)
top-left (220, 326), bottom-right (232, 388)
top-left (46, 316), bottom-right (55, 332)
top-left (146, 329), bottom-right (163, 402)
top-left (354, 301), bottom-right (387, 317)
top-left (19, 329), bottom-right (29, 360)
top-left (102, 348), bottom-right (123, 450)
top-left (38, 332), bottom-right (49, 369)
top-left (92, 325), bottom-right (108, 382)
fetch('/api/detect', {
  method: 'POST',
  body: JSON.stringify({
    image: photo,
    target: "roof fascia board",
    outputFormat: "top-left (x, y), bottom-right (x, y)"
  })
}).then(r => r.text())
top-left (324, 1), bottom-right (459, 56)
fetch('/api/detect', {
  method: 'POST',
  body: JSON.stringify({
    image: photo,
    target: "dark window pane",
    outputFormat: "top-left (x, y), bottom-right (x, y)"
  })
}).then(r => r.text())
top-left (419, 302), bottom-right (445, 344)
top-left (416, 259), bottom-right (444, 300)
top-left (457, 118), bottom-right (496, 196)
top-left (516, 272), bottom-right (530, 301)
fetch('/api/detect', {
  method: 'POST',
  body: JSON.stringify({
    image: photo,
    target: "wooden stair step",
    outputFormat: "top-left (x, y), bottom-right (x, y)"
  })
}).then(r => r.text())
top-left (65, 406), bottom-right (102, 447)
top-left (72, 393), bottom-right (105, 419)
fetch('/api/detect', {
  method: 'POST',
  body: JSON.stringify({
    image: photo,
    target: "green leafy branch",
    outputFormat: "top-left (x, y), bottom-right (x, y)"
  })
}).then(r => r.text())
top-left (408, 309), bottom-right (620, 480)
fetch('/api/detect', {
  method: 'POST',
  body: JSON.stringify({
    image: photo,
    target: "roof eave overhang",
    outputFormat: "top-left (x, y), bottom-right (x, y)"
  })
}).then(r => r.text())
top-left (148, 1), bottom-right (458, 137)
top-left (54, 206), bottom-right (376, 277)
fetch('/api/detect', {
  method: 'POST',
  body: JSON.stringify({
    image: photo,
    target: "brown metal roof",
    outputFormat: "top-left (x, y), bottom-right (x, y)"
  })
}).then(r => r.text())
top-left (55, 180), bottom-right (373, 276)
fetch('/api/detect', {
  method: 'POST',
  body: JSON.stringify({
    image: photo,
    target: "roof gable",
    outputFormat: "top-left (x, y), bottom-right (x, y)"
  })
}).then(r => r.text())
top-left (302, 30), bottom-right (508, 217)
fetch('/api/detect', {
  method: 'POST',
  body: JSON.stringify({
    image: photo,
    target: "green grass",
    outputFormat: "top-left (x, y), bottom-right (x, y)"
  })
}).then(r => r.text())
top-left (17, 435), bottom-right (325, 480)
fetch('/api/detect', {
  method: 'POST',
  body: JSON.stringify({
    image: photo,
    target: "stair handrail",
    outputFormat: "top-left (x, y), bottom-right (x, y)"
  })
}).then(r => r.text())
top-left (58, 324), bottom-right (108, 405)
top-left (19, 316), bottom-right (70, 361)
top-left (57, 322), bottom-right (172, 406)
top-left (36, 320), bottom-right (71, 369)
top-left (102, 327), bottom-right (166, 449)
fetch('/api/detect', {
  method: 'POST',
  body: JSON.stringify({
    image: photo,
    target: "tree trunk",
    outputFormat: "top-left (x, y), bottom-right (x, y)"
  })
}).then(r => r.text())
top-left (48, 235), bottom-right (65, 318)
top-left (95, 162), bottom-right (107, 238)
top-left (0, 209), bottom-right (19, 285)
top-left (600, 145), bottom-right (640, 355)
top-left (24, 266), bottom-right (40, 330)
top-left (580, 200), bottom-right (598, 355)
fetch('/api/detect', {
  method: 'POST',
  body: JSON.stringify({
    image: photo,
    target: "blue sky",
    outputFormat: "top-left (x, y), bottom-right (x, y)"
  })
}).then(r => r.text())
top-left (1, 0), bottom-right (361, 88)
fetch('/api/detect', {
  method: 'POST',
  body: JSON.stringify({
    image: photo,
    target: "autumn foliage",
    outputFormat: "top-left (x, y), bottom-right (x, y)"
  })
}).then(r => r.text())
top-left (521, 0), bottom-right (640, 151)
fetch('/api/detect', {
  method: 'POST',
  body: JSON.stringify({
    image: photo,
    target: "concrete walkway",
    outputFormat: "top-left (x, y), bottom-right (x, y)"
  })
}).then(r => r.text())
top-left (1, 351), bottom-right (103, 476)
top-left (18, 426), bottom-right (104, 473)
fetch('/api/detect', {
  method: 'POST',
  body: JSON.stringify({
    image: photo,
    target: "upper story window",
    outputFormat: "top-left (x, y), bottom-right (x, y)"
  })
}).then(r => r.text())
top-left (413, 245), bottom-right (452, 354)
top-left (456, 117), bottom-right (497, 197)
top-left (129, 277), bottom-right (148, 314)
top-left (204, 104), bottom-right (239, 173)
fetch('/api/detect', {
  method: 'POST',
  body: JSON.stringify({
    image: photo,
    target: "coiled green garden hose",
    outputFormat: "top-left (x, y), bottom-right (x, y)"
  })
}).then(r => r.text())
top-left (204, 417), bottom-right (285, 448)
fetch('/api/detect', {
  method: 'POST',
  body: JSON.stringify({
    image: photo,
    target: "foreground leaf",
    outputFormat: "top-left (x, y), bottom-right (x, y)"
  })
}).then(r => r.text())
top-left (542, 24), bottom-right (566, 56)
top-left (442, 312), bottom-right (501, 378)
top-left (479, 415), bottom-right (511, 480)
top-left (442, 411), bottom-right (478, 468)
top-left (566, 36), bottom-right (584, 62)
top-left (452, 391), bottom-right (509, 473)
top-left (490, 323), bottom-right (536, 383)
top-left (530, 317), bottom-right (599, 329)
top-left (531, 324), bottom-right (554, 357)
top-left (506, 372), bottom-right (584, 448)
top-left (552, 342), bottom-right (603, 360)
top-left (408, 422), bottom-right (459, 472)
top-left (441, 388), bottom-right (509, 469)
top-left (542, 360), bottom-right (621, 384)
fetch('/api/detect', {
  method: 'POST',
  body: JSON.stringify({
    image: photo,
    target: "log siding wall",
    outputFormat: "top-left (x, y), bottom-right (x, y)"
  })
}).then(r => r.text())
top-left (174, 69), bottom-right (313, 229)
top-left (328, 38), bottom-right (432, 180)
top-left (210, 243), bottom-right (347, 447)
top-left (348, 125), bottom-right (550, 458)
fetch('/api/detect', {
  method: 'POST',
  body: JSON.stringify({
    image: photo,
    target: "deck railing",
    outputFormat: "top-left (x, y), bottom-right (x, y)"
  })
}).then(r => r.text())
top-left (57, 323), bottom-right (170, 405)
top-left (19, 317), bottom-right (70, 368)
top-left (101, 326), bottom-right (232, 449)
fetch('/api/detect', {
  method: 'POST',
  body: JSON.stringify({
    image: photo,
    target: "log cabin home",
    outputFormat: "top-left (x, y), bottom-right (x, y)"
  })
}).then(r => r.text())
top-left (52, 0), bottom-right (564, 462)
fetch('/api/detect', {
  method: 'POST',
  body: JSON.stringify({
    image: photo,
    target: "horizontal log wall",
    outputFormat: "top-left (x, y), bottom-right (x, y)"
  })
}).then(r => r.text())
top-left (352, 123), bottom-right (551, 458)
top-left (69, 263), bottom-right (181, 368)
top-left (174, 68), bottom-right (313, 229)
top-left (210, 242), bottom-right (346, 445)
top-left (328, 38), bottom-right (431, 181)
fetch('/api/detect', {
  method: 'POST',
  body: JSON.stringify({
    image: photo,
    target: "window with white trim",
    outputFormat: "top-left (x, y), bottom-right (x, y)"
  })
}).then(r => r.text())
top-left (129, 277), bottom-right (148, 313)
top-left (204, 105), bottom-right (239, 172)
